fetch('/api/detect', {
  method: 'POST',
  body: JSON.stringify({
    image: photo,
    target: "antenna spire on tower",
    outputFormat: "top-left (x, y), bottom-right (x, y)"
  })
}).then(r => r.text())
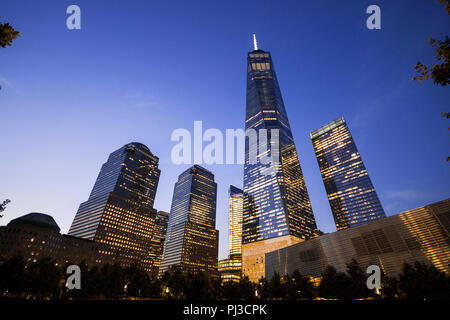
top-left (253, 34), bottom-right (258, 51)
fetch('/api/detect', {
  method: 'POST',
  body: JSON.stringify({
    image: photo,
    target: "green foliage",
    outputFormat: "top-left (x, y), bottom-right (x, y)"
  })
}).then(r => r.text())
top-left (0, 18), bottom-right (19, 48)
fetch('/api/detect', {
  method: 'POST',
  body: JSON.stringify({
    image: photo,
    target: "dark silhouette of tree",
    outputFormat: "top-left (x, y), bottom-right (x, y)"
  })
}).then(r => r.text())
top-left (381, 275), bottom-right (399, 300)
top-left (346, 259), bottom-right (373, 299)
top-left (83, 265), bottom-right (102, 298)
top-left (411, 2), bottom-right (449, 86)
top-left (159, 268), bottom-right (222, 300)
top-left (222, 280), bottom-right (241, 300)
top-left (123, 264), bottom-right (153, 298)
top-left (184, 272), bottom-right (210, 300)
top-left (256, 277), bottom-right (269, 299)
top-left (61, 262), bottom-right (161, 299)
top-left (441, 0), bottom-right (450, 14)
top-left (0, 255), bottom-right (27, 296)
top-left (412, 37), bottom-right (450, 86)
top-left (285, 270), bottom-right (315, 300)
top-left (0, 18), bottom-right (19, 48)
top-left (238, 275), bottom-right (256, 300)
top-left (1, 254), bottom-right (448, 300)
top-left (0, 199), bottom-right (11, 218)
top-left (148, 277), bottom-right (162, 299)
top-left (25, 257), bottom-right (63, 299)
top-left (318, 265), bottom-right (350, 299)
top-left (209, 276), bottom-right (223, 300)
top-left (267, 272), bottom-right (285, 299)
top-left (163, 268), bottom-right (187, 299)
top-left (101, 263), bottom-right (127, 298)
top-left (398, 262), bottom-right (450, 300)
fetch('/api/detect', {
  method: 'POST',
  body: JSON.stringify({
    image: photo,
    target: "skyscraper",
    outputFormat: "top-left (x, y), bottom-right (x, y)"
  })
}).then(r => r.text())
top-left (148, 210), bottom-right (170, 274)
top-left (229, 186), bottom-right (243, 258)
top-left (218, 186), bottom-right (243, 282)
top-left (68, 142), bottom-right (161, 271)
top-left (158, 165), bottom-right (218, 275)
top-left (310, 117), bottom-right (386, 230)
top-left (242, 36), bottom-right (318, 282)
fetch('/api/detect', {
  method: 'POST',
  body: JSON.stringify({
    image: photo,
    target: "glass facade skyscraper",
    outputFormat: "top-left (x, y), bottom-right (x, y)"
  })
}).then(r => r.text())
top-left (148, 210), bottom-right (170, 273)
top-left (310, 117), bottom-right (386, 230)
top-left (68, 142), bottom-right (161, 271)
top-left (158, 165), bottom-right (218, 275)
top-left (242, 40), bottom-right (318, 281)
top-left (218, 186), bottom-right (243, 282)
top-left (229, 186), bottom-right (243, 258)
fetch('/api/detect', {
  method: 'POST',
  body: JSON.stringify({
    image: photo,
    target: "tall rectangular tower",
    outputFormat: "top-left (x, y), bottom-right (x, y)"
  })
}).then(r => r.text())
top-left (242, 37), bottom-right (318, 281)
top-left (229, 186), bottom-right (243, 258)
top-left (310, 117), bottom-right (386, 230)
top-left (68, 142), bottom-right (161, 271)
top-left (158, 165), bottom-right (218, 276)
top-left (148, 210), bottom-right (170, 274)
top-left (218, 186), bottom-right (243, 282)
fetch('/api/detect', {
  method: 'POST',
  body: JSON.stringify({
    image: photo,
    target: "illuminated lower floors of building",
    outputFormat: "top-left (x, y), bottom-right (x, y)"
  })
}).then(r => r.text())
top-left (158, 221), bottom-right (219, 277)
top-left (218, 254), bottom-right (242, 282)
top-left (0, 213), bottom-right (163, 274)
top-left (242, 234), bottom-right (304, 282)
top-left (265, 199), bottom-right (450, 280)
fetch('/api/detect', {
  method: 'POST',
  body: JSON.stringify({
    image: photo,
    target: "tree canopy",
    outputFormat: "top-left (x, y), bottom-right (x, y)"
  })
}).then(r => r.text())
top-left (0, 18), bottom-right (19, 48)
top-left (411, 1), bottom-right (449, 86)
top-left (0, 255), bottom-right (448, 300)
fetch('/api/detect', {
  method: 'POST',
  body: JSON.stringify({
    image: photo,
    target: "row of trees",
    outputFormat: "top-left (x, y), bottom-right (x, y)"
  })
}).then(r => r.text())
top-left (0, 255), bottom-right (449, 300)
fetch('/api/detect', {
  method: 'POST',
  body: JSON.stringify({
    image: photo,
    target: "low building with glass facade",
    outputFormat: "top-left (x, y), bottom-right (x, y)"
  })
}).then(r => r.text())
top-left (68, 142), bottom-right (161, 272)
top-left (159, 165), bottom-right (219, 276)
top-left (311, 117), bottom-right (386, 230)
top-left (265, 199), bottom-right (450, 280)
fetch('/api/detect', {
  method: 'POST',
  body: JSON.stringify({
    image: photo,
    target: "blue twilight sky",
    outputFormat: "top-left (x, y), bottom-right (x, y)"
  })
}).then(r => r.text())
top-left (0, 0), bottom-right (449, 259)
